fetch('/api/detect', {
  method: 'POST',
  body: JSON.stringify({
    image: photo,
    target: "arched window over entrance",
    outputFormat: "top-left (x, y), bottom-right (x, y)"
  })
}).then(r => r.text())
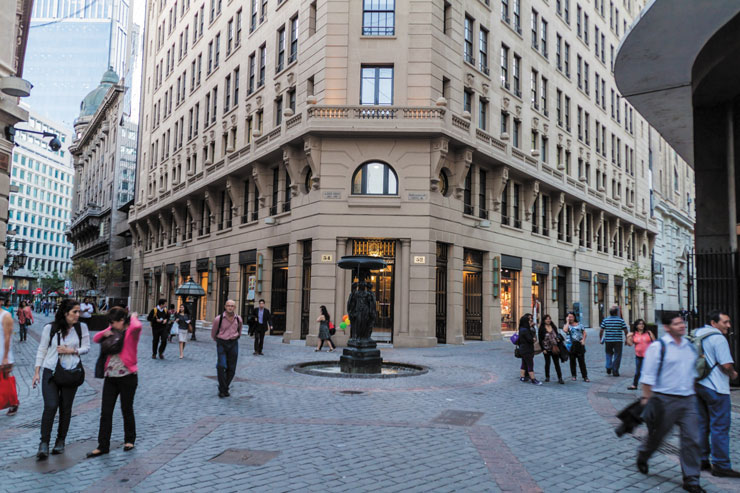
top-left (352, 161), bottom-right (398, 195)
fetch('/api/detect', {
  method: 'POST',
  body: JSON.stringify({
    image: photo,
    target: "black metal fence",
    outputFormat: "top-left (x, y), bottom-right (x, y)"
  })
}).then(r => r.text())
top-left (690, 249), bottom-right (739, 372)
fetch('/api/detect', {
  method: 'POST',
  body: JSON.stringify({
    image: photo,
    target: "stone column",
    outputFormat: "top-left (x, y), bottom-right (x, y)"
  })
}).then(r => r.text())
top-left (400, 238), bottom-right (410, 334)
top-left (282, 240), bottom-right (301, 343)
top-left (448, 244), bottom-right (465, 344)
top-left (334, 236), bottom-right (348, 322)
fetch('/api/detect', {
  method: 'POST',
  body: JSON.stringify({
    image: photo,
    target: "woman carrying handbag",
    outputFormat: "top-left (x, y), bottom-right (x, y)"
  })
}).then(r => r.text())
top-left (32, 299), bottom-right (90, 460)
top-left (175, 305), bottom-right (192, 359)
top-left (538, 314), bottom-right (564, 384)
top-left (563, 311), bottom-right (589, 382)
top-left (1, 296), bottom-right (19, 415)
top-left (314, 306), bottom-right (336, 352)
top-left (87, 307), bottom-right (142, 458)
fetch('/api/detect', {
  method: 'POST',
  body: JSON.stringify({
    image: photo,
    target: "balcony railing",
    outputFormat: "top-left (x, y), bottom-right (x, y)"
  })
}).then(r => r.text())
top-left (307, 105), bottom-right (446, 121)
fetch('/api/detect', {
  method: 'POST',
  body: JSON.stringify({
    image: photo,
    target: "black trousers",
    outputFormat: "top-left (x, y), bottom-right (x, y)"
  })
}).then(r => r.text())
top-left (19, 323), bottom-right (28, 341)
top-left (318, 337), bottom-right (335, 350)
top-left (254, 329), bottom-right (266, 353)
top-left (152, 327), bottom-right (167, 356)
top-left (40, 368), bottom-right (78, 444)
top-left (543, 352), bottom-right (562, 379)
top-left (569, 343), bottom-right (588, 378)
top-left (98, 374), bottom-right (137, 452)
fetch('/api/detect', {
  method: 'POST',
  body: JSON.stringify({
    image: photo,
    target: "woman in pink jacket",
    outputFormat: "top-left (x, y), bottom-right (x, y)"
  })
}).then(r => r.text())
top-left (87, 307), bottom-right (142, 457)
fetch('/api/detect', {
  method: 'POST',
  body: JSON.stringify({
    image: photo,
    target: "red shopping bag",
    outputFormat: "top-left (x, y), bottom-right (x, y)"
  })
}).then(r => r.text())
top-left (0, 371), bottom-right (19, 410)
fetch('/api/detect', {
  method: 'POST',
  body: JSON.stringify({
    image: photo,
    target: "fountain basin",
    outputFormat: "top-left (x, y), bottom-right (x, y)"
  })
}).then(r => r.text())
top-left (292, 361), bottom-right (428, 379)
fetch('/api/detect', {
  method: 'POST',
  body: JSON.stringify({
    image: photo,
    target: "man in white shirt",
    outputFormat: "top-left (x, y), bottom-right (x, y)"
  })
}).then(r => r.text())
top-left (694, 310), bottom-right (739, 478)
top-left (637, 312), bottom-right (704, 493)
top-left (79, 298), bottom-right (94, 320)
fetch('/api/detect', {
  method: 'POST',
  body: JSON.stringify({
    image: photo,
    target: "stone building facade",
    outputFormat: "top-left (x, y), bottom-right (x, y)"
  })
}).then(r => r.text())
top-left (67, 68), bottom-right (133, 307)
top-left (648, 127), bottom-right (695, 320)
top-left (130, 0), bottom-right (665, 346)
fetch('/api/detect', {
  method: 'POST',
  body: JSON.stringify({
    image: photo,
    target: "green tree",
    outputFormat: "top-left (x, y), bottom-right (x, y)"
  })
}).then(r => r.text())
top-left (97, 261), bottom-right (123, 295)
top-left (69, 258), bottom-right (98, 290)
top-left (40, 271), bottom-right (65, 294)
top-left (623, 261), bottom-right (652, 298)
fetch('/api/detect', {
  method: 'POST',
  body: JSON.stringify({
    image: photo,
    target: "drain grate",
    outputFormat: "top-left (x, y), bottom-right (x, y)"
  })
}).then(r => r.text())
top-left (209, 449), bottom-right (280, 466)
top-left (338, 390), bottom-right (365, 395)
top-left (432, 410), bottom-right (484, 427)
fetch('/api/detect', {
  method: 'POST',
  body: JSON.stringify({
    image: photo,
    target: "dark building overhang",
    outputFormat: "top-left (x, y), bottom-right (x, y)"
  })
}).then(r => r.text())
top-left (614, 0), bottom-right (740, 168)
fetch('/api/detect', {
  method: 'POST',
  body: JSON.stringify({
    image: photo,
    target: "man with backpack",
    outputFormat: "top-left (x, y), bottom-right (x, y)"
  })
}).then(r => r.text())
top-left (210, 300), bottom-right (242, 398)
top-left (694, 310), bottom-right (739, 478)
top-left (147, 299), bottom-right (169, 359)
top-left (636, 312), bottom-right (705, 493)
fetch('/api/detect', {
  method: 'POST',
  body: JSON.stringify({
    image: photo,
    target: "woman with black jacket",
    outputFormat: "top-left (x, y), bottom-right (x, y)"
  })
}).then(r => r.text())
top-left (518, 313), bottom-right (542, 385)
top-left (538, 314), bottom-right (564, 384)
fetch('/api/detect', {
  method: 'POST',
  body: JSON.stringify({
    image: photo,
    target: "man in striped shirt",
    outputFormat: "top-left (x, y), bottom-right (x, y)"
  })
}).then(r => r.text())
top-left (600, 305), bottom-right (628, 377)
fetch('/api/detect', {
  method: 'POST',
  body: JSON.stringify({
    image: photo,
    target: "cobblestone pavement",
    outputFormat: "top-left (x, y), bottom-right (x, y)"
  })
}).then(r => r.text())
top-left (1, 314), bottom-right (739, 492)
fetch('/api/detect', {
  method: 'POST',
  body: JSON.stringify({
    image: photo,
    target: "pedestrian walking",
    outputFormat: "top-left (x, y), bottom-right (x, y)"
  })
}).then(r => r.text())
top-left (600, 305), bottom-right (628, 376)
top-left (211, 300), bottom-right (242, 398)
top-left (694, 310), bottom-right (740, 478)
top-left (175, 305), bottom-right (192, 359)
top-left (79, 297), bottom-right (94, 323)
top-left (538, 314), bottom-right (564, 384)
top-left (32, 299), bottom-right (90, 460)
top-left (315, 305), bottom-right (336, 352)
top-left (4, 298), bottom-right (15, 321)
top-left (1, 294), bottom-right (18, 416)
top-left (250, 299), bottom-right (272, 356)
top-left (518, 314), bottom-right (542, 385)
top-left (626, 319), bottom-right (654, 390)
top-left (17, 301), bottom-right (33, 342)
top-left (87, 307), bottom-right (142, 458)
top-left (166, 304), bottom-right (177, 343)
top-left (147, 299), bottom-right (169, 359)
top-left (636, 312), bottom-right (704, 492)
top-left (563, 312), bottom-right (589, 382)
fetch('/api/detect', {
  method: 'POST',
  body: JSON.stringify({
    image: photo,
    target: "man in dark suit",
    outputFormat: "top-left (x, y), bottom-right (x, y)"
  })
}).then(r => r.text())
top-left (148, 298), bottom-right (169, 359)
top-left (250, 299), bottom-right (272, 355)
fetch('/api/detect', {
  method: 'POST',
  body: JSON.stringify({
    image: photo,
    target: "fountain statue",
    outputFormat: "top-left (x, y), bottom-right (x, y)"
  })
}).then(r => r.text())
top-left (337, 255), bottom-right (386, 374)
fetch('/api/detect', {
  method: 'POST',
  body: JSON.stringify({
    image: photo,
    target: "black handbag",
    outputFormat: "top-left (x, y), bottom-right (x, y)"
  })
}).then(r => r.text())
top-left (50, 327), bottom-right (85, 387)
top-left (558, 341), bottom-right (570, 362)
top-left (514, 346), bottom-right (522, 358)
top-left (100, 330), bottom-right (125, 355)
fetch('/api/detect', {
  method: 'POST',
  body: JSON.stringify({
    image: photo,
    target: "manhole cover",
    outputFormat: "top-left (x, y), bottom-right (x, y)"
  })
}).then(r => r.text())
top-left (210, 449), bottom-right (280, 466)
top-left (338, 390), bottom-right (365, 395)
top-left (431, 410), bottom-right (484, 427)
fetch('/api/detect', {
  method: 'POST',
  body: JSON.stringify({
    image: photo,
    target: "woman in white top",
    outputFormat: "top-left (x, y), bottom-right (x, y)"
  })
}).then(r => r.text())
top-left (1, 298), bottom-right (17, 415)
top-left (32, 299), bottom-right (90, 460)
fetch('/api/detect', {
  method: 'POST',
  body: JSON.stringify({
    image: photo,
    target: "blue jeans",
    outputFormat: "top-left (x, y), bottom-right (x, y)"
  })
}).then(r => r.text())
top-left (216, 338), bottom-right (239, 394)
top-left (696, 384), bottom-right (732, 469)
top-left (633, 356), bottom-right (644, 387)
top-left (604, 341), bottom-right (623, 372)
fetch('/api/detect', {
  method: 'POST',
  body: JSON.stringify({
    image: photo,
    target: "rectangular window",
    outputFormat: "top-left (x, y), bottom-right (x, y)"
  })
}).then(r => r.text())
top-left (541, 77), bottom-right (548, 116)
top-left (276, 26), bottom-right (285, 72)
top-left (212, 87), bottom-right (217, 123)
top-left (531, 9), bottom-right (539, 50)
top-left (236, 10), bottom-right (242, 46)
top-left (271, 167), bottom-right (279, 215)
top-left (501, 182), bottom-right (509, 225)
top-left (258, 44), bottom-right (266, 86)
top-left (556, 34), bottom-right (562, 71)
top-left (513, 119), bottom-right (521, 148)
top-left (463, 168), bottom-right (473, 215)
top-left (242, 179), bottom-right (250, 223)
top-left (478, 98), bottom-right (488, 130)
top-left (500, 44), bottom-right (509, 88)
top-left (362, 0), bottom-right (395, 36)
top-left (530, 69), bottom-right (539, 109)
top-left (540, 19), bottom-right (548, 57)
top-left (443, 1), bottom-right (452, 35)
top-left (360, 66), bottom-right (394, 105)
top-left (248, 52), bottom-right (255, 93)
top-left (224, 74), bottom-right (231, 112)
top-left (556, 89), bottom-right (563, 126)
top-left (289, 16), bottom-right (298, 62)
top-left (233, 67), bottom-right (239, 103)
top-left (250, 0), bottom-right (257, 31)
top-left (464, 16), bottom-right (474, 64)
top-left (513, 183), bottom-right (521, 229)
top-left (288, 87), bottom-right (296, 112)
top-left (275, 96), bottom-right (283, 125)
top-left (564, 42), bottom-right (570, 77)
top-left (479, 169), bottom-right (488, 219)
top-left (513, 0), bottom-right (521, 33)
top-left (564, 95), bottom-right (571, 131)
top-left (479, 27), bottom-right (489, 74)
top-left (309, 1), bottom-right (317, 36)
top-left (214, 33), bottom-right (220, 67)
top-left (227, 19), bottom-right (233, 55)
top-left (501, 0), bottom-right (509, 23)
top-left (513, 54), bottom-right (521, 96)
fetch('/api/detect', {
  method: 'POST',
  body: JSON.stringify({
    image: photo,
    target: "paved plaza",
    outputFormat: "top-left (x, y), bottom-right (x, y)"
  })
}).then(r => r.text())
top-left (1, 314), bottom-right (739, 492)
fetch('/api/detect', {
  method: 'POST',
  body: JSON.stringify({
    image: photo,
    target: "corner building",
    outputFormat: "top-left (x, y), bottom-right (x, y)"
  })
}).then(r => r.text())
top-left (131, 0), bottom-right (662, 347)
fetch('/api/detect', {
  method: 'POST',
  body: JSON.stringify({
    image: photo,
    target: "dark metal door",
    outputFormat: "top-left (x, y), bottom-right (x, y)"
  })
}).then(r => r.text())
top-left (435, 243), bottom-right (448, 343)
top-left (464, 272), bottom-right (482, 340)
top-left (300, 241), bottom-right (312, 339)
top-left (270, 246), bottom-right (289, 335)
top-left (217, 268), bottom-right (230, 315)
top-left (558, 275), bottom-right (568, 327)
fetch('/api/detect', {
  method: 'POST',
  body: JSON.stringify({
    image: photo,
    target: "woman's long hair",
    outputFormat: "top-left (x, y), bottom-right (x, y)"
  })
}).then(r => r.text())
top-left (539, 314), bottom-right (556, 332)
top-left (54, 298), bottom-right (80, 337)
top-left (518, 313), bottom-right (532, 330)
top-left (631, 319), bottom-right (646, 333)
top-left (19, 301), bottom-right (26, 309)
top-left (320, 305), bottom-right (330, 323)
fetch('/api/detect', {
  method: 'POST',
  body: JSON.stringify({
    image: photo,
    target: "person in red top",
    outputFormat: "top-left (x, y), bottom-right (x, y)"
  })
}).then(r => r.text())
top-left (17, 301), bottom-right (33, 342)
top-left (87, 307), bottom-right (142, 457)
top-left (626, 319), bottom-right (654, 390)
top-left (211, 300), bottom-right (242, 398)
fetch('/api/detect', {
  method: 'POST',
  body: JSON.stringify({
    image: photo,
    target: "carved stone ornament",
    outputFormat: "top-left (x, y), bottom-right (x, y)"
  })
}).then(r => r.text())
top-left (502, 97), bottom-right (510, 111)
top-left (466, 72), bottom-right (475, 86)
top-left (209, 130), bottom-right (215, 140)
top-left (256, 95), bottom-right (263, 107)
top-left (231, 113), bottom-right (237, 125)
top-left (558, 133), bottom-right (564, 144)
top-left (515, 105), bottom-right (522, 116)
top-left (222, 120), bottom-right (228, 131)
top-left (532, 117), bottom-right (539, 129)
top-left (274, 81), bottom-right (281, 93)
top-left (286, 72), bottom-right (295, 85)
top-left (579, 147), bottom-right (584, 158)
top-left (435, 96), bottom-right (447, 107)
top-left (481, 82), bottom-right (490, 94)
top-left (543, 123), bottom-right (549, 133)
top-left (586, 151), bottom-right (591, 161)
top-left (246, 103), bottom-right (252, 113)
top-left (566, 139), bottom-right (571, 149)
top-left (202, 135), bottom-right (208, 144)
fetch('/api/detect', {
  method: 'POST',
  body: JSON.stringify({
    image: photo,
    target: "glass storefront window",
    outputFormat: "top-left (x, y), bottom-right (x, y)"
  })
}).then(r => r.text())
top-left (198, 271), bottom-right (209, 320)
top-left (531, 273), bottom-right (546, 326)
top-left (501, 269), bottom-right (519, 331)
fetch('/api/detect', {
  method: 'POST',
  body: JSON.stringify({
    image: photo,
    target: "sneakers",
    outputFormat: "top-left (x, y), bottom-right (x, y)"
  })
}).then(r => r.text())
top-left (519, 377), bottom-right (530, 383)
top-left (711, 467), bottom-right (740, 478)
top-left (682, 484), bottom-right (706, 493)
top-left (531, 379), bottom-right (543, 386)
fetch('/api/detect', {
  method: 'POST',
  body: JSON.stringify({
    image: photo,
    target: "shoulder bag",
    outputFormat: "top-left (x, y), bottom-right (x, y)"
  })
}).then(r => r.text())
top-left (51, 326), bottom-right (85, 387)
